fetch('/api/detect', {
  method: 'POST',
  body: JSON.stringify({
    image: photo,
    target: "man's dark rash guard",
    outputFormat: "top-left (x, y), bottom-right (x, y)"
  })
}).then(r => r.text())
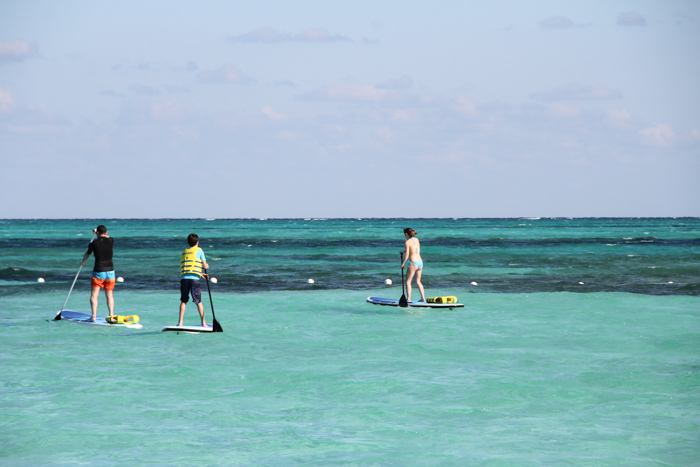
top-left (87, 237), bottom-right (114, 272)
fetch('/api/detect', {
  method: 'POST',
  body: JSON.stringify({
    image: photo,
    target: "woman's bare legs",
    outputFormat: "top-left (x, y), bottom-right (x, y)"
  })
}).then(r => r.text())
top-left (414, 267), bottom-right (426, 301)
top-left (405, 265), bottom-right (415, 302)
top-left (405, 264), bottom-right (426, 302)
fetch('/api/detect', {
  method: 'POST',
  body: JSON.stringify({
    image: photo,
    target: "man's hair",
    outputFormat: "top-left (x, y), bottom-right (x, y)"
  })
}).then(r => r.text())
top-left (96, 225), bottom-right (107, 235)
top-left (187, 233), bottom-right (199, 247)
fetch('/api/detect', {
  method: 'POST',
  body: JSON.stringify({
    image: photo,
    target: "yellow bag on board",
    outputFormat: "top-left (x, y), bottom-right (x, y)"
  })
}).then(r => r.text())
top-left (106, 315), bottom-right (140, 324)
top-left (426, 296), bottom-right (458, 304)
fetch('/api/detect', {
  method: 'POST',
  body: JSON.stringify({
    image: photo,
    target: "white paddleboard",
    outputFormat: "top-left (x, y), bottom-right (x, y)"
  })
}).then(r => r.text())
top-left (162, 324), bottom-right (214, 334)
top-left (55, 310), bottom-right (143, 329)
top-left (366, 296), bottom-right (464, 309)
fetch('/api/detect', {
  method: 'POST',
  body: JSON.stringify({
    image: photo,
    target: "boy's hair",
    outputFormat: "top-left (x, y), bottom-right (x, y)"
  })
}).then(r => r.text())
top-left (96, 225), bottom-right (107, 234)
top-left (187, 233), bottom-right (199, 247)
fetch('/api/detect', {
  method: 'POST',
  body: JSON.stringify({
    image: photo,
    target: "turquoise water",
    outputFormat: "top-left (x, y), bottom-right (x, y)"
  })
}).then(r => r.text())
top-left (1, 218), bottom-right (699, 465)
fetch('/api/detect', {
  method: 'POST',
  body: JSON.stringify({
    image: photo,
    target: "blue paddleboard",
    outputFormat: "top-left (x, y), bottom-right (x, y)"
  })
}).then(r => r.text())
top-left (54, 310), bottom-right (144, 329)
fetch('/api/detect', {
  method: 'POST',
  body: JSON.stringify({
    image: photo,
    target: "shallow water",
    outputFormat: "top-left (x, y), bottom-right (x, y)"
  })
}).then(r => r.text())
top-left (0, 218), bottom-right (698, 465)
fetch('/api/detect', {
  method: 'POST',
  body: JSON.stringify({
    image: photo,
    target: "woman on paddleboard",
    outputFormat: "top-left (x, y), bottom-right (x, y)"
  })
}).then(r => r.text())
top-left (401, 228), bottom-right (426, 302)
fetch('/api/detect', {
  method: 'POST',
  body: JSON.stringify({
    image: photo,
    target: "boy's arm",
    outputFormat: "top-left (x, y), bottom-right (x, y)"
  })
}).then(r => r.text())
top-left (199, 250), bottom-right (210, 272)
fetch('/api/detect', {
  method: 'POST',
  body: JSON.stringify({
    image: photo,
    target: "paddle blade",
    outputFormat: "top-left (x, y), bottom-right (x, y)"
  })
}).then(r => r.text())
top-left (53, 311), bottom-right (62, 321)
top-left (399, 294), bottom-right (408, 308)
top-left (212, 318), bottom-right (223, 333)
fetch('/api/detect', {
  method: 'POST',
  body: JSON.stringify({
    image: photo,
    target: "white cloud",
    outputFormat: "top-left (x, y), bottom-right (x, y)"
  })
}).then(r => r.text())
top-left (539, 16), bottom-right (575, 29)
top-left (129, 84), bottom-right (159, 96)
top-left (0, 40), bottom-right (38, 62)
top-left (377, 76), bottom-right (413, 90)
top-left (618, 12), bottom-right (647, 27)
top-left (387, 109), bottom-right (420, 123)
top-left (0, 88), bottom-right (17, 112)
top-left (149, 98), bottom-right (192, 120)
top-left (453, 96), bottom-right (477, 116)
top-left (304, 84), bottom-right (393, 102)
top-left (604, 109), bottom-right (632, 128)
top-left (261, 106), bottom-right (286, 121)
top-left (639, 123), bottom-right (676, 146)
top-left (548, 102), bottom-right (581, 118)
top-left (196, 64), bottom-right (253, 84)
top-left (532, 84), bottom-right (622, 101)
top-left (229, 27), bottom-right (350, 43)
top-left (374, 127), bottom-right (393, 142)
top-left (276, 130), bottom-right (302, 140)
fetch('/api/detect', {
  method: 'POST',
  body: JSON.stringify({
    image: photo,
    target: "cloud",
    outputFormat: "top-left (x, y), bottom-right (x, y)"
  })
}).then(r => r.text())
top-left (639, 123), bottom-right (676, 146)
top-left (148, 98), bottom-right (192, 120)
top-left (261, 106), bottom-right (286, 121)
top-left (129, 84), bottom-right (159, 96)
top-left (531, 84), bottom-right (622, 101)
top-left (303, 84), bottom-right (396, 102)
top-left (375, 126), bottom-right (393, 138)
top-left (617, 12), bottom-right (647, 27)
top-left (539, 16), bottom-right (576, 29)
top-left (116, 97), bottom-right (194, 124)
top-left (547, 102), bottom-right (581, 118)
top-left (228, 27), bottom-right (350, 44)
top-left (0, 87), bottom-right (17, 112)
top-left (132, 61), bottom-right (198, 72)
top-left (604, 109), bottom-right (632, 128)
top-left (377, 76), bottom-right (413, 90)
top-left (196, 64), bottom-right (253, 84)
top-left (453, 96), bottom-right (477, 116)
top-left (0, 40), bottom-right (39, 62)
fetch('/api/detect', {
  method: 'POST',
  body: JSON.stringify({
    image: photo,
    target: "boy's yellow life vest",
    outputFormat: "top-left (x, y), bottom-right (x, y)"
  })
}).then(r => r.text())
top-left (180, 246), bottom-right (203, 277)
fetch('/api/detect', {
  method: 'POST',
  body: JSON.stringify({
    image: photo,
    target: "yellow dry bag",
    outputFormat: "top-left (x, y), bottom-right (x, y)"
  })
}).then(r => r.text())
top-left (426, 296), bottom-right (458, 304)
top-left (106, 315), bottom-right (140, 324)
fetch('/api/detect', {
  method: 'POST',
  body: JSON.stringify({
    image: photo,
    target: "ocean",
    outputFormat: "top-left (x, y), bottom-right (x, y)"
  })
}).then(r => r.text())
top-left (0, 218), bottom-right (698, 465)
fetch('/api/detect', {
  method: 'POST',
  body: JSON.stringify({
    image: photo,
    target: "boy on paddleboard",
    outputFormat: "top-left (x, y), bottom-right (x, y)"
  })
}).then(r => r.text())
top-left (80, 225), bottom-right (116, 321)
top-left (178, 233), bottom-right (210, 327)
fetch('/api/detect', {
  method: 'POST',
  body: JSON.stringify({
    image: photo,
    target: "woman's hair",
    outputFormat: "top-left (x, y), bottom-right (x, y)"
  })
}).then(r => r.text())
top-left (404, 228), bottom-right (417, 238)
top-left (187, 233), bottom-right (199, 247)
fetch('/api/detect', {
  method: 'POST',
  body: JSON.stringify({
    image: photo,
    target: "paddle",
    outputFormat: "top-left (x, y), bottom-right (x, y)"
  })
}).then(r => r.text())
top-left (203, 268), bottom-right (223, 333)
top-left (54, 231), bottom-right (97, 321)
top-left (399, 252), bottom-right (408, 307)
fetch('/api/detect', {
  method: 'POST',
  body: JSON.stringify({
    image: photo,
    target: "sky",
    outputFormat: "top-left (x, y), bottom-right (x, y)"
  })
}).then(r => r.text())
top-left (1, 0), bottom-right (699, 218)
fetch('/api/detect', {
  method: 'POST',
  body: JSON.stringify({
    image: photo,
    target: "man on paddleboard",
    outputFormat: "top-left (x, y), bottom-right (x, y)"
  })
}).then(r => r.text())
top-left (178, 233), bottom-right (209, 327)
top-left (80, 225), bottom-right (116, 321)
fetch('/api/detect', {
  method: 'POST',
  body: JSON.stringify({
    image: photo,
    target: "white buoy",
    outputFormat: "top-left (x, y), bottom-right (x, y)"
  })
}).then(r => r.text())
top-left (307, 279), bottom-right (315, 284)
top-left (37, 278), bottom-right (45, 283)
top-left (470, 281), bottom-right (478, 286)
top-left (117, 277), bottom-right (125, 283)
top-left (385, 279), bottom-right (392, 285)
top-left (210, 277), bottom-right (218, 284)
top-left (578, 281), bottom-right (585, 285)
top-left (668, 281), bottom-right (674, 284)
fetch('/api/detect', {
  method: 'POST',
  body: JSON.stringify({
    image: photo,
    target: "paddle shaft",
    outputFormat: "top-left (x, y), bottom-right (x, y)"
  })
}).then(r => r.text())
top-left (399, 252), bottom-right (408, 307)
top-left (56, 231), bottom-right (97, 320)
top-left (203, 268), bottom-right (223, 332)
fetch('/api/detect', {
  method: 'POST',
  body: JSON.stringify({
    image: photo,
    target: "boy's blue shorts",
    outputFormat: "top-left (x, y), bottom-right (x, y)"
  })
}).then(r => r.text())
top-left (180, 279), bottom-right (202, 304)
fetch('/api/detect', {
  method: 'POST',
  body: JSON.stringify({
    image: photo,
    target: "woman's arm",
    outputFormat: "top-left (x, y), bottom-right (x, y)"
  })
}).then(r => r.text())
top-left (401, 239), bottom-right (410, 267)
